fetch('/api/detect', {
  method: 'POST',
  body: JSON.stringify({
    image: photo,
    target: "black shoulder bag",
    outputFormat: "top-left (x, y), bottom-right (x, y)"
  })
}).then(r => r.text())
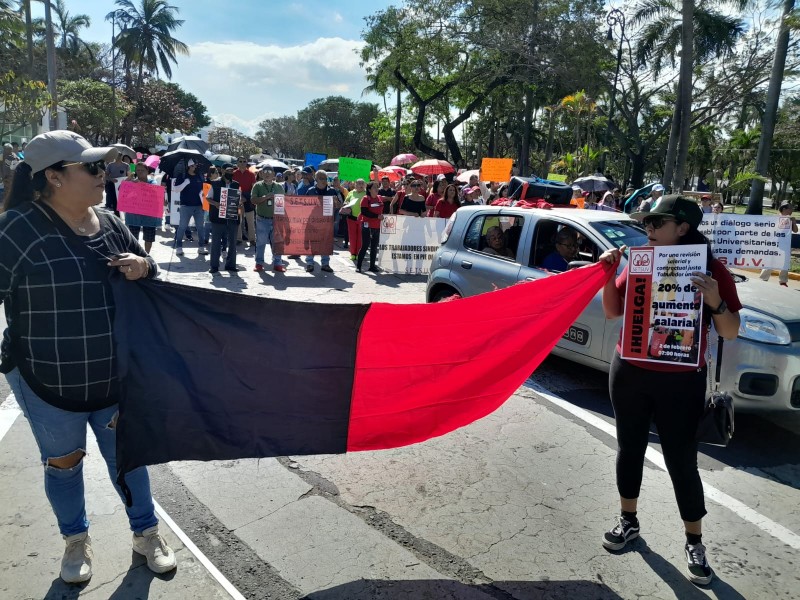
top-left (696, 336), bottom-right (734, 446)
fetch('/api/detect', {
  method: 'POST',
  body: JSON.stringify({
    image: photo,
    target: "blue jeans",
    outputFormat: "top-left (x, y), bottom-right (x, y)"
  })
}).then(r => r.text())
top-left (174, 205), bottom-right (207, 248)
top-left (255, 216), bottom-right (282, 266)
top-left (6, 369), bottom-right (158, 537)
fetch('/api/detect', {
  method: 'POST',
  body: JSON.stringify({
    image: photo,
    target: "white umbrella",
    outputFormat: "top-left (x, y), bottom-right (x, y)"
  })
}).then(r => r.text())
top-left (256, 159), bottom-right (290, 171)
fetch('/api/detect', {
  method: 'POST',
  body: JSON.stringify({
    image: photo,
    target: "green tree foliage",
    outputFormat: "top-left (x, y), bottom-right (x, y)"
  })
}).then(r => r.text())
top-left (0, 71), bottom-right (50, 140)
top-left (108, 0), bottom-right (188, 102)
top-left (295, 96), bottom-right (379, 158)
top-left (254, 116), bottom-right (305, 159)
top-left (361, 0), bottom-right (606, 166)
top-left (207, 126), bottom-right (261, 158)
top-left (370, 112), bottom-right (416, 166)
top-left (58, 79), bottom-right (132, 144)
top-left (162, 82), bottom-right (210, 130)
top-left (131, 79), bottom-right (195, 147)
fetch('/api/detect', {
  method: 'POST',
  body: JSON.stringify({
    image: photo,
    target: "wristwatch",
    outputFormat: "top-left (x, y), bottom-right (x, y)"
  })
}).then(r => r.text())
top-left (710, 299), bottom-right (727, 315)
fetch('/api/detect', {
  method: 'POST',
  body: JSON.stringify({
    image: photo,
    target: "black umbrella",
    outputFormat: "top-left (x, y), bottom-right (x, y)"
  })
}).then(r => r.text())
top-left (167, 135), bottom-right (209, 153)
top-left (573, 174), bottom-right (616, 193)
top-left (159, 149), bottom-right (211, 177)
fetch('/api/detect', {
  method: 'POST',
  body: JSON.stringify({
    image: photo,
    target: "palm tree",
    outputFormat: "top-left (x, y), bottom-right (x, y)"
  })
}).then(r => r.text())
top-left (631, 0), bottom-right (749, 191)
top-left (50, 0), bottom-right (91, 54)
top-left (109, 0), bottom-right (188, 101)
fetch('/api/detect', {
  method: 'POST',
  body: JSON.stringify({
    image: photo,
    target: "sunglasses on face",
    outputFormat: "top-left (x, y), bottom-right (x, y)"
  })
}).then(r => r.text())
top-left (62, 160), bottom-right (106, 176)
top-left (642, 215), bottom-right (678, 229)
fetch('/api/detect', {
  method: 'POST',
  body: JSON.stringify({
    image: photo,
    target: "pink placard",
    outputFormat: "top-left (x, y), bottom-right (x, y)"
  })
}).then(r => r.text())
top-left (117, 181), bottom-right (164, 219)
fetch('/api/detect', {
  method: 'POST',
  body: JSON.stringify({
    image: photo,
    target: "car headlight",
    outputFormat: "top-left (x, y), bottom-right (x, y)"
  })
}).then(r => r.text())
top-left (737, 308), bottom-right (791, 345)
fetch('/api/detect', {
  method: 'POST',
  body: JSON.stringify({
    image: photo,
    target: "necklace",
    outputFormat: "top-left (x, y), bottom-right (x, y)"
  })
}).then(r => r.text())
top-left (44, 201), bottom-right (93, 233)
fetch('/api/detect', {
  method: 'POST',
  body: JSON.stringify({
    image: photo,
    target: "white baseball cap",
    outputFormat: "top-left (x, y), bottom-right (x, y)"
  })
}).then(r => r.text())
top-left (23, 130), bottom-right (117, 175)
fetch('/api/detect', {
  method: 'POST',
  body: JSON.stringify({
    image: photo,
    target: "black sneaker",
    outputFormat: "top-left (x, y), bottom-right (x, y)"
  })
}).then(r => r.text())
top-left (305, 264), bottom-right (315, 273)
top-left (685, 543), bottom-right (713, 585)
top-left (602, 516), bottom-right (640, 551)
top-left (321, 265), bottom-right (334, 273)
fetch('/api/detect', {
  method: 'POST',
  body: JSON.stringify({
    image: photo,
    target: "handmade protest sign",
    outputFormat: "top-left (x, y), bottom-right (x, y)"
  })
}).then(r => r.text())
top-left (305, 152), bottom-right (327, 168)
top-left (547, 173), bottom-right (568, 182)
top-left (339, 157), bottom-right (372, 181)
top-left (117, 181), bottom-right (164, 219)
top-left (698, 214), bottom-right (792, 271)
top-left (621, 244), bottom-right (707, 367)
top-left (377, 215), bottom-right (448, 275)
top-left (272, 195), bottom-right (334, 256)
top-left (480, 158), bottom-right (514, 182)
top-left (218, 187), bottom-right (241, 220)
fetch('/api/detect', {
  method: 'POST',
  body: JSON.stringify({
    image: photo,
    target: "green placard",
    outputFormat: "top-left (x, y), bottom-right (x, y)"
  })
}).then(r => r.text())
top-left (338, 157), bottom-right (372, 181)
top-left (547, 173), bottom-right (567, 182)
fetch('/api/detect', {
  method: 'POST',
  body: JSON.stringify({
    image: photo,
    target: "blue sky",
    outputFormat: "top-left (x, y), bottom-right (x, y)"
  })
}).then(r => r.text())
top-left (33, 0), bottom-right (396, 134)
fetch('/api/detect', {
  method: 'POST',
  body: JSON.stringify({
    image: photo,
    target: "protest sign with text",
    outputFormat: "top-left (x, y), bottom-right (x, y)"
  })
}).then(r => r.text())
top-left (377, 215), bottom-right (448, 275)
top-left (480, 158), bottom-right (514, 182)
top-left (338, 157), bottom-right (372, 181)
top-left (218, 188), bottom-right (241, 220)
top-left (621, 244), bottom-right (707, 367)
top-left (117, 181), bottom-right (164, 219)
top-left (273, 195), bottom-right (334, 256)
top-left (698, 214), bottom-right (792, 270)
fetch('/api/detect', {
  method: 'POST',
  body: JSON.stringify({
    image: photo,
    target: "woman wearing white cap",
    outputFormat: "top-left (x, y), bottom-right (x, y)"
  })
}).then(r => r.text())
top-left (0, 131), bottom-right (176, 583)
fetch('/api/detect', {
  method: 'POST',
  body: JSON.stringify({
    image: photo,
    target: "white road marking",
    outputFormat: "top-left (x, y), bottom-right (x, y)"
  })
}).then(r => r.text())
top-left (0, 394), bottom-right (246, 600)
top-left (525, 380), bottom-right (800, 551)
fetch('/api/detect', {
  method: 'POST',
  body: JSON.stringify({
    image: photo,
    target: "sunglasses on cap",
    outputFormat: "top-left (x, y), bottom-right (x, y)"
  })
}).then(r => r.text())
top-left (61, 160), bottom-right (106, 176)
top-left (642, 215), bottom-right (679, 229)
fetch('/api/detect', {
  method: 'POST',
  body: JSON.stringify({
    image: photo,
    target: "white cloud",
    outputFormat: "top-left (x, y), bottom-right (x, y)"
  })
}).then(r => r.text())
top-left (333, 12), bottom-right (344, 23)
top-left (209, 113), bottom-right (278, 137)
top-left (171, 37), bottom-right (372, 128)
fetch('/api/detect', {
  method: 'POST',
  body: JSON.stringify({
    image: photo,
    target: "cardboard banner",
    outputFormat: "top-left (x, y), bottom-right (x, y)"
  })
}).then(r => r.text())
top-left (698, 214), bottom-right (792, 270)
top-left (377, 215), bottom-right (448, 275)
top-left (218, 188), bottom-right (241, 220)
top-left (272, 195), bottom-right (334, 256)
top-left (169, 181), bottom-right (181, 223)
top-left (620, 245), bottom-right (707, 367)
top-left (480, 158), bottom-right (514, 183)
top-left (547, 173), bottom-right (568, 182)
top-left (305, 152), bottom-right (327, 168)
top-left (202, 183), bottom-right (211, 211)
top-left (117, 181), bottom-right (164, 219)
top-left (338, 157), bottom-right (372, 182)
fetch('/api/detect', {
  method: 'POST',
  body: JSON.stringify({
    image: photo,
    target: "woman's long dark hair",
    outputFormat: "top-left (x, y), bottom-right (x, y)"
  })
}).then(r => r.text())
top-left (443, 184), bottom-right (461, 206)
top-left (2, 161), bottom-right (64, 212)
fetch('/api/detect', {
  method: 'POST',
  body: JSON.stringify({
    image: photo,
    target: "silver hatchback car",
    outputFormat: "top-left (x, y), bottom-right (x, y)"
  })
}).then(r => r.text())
top-left (426, 205), bottom-right (800, 412)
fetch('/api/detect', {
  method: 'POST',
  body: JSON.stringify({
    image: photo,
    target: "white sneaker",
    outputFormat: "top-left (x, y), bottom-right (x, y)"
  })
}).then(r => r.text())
top-left (132, 526), bottom-right (177, 574)
top-left (175, 248), bottom-right (184, 256)
top-left (61, 531), bottom-right (92, 583)
top-left (198, 247), bottom-right (209, 255)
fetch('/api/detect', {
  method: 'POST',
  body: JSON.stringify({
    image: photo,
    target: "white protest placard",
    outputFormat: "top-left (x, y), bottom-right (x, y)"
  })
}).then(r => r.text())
top-left (699, 214), bottom-right (792, 270)
top-left (621, 244), bottom-right (707, 367)
top-left (169, 181), bottom-right (181, 223)
top-left (377, 215), bottom-right (448, 275)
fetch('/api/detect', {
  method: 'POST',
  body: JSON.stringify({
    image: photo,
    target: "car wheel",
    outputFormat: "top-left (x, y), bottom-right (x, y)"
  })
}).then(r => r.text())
top-left (432, 287), bottom-right (460, 303)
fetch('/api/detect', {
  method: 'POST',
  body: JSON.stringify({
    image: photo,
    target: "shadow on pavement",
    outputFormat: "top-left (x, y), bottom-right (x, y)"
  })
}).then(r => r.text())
top-left (43, 556), bottom-right (176, 599)
top-left (303, 578), bottom-right (623, 600)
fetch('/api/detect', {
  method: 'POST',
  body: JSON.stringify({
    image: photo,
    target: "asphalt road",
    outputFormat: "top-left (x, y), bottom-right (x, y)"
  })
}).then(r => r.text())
top-left (2, 228), bottom-right (799, 599)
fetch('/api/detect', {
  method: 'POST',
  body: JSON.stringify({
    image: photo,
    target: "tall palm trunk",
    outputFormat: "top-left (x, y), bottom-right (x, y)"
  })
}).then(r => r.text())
top-left (672, 0), bottom-right (694, 192)
top-left (24, 0), bottom-right (37, 135)
top-left (663, 85), bottom-right (680, 189)
top-left (43, 0), bottom-right (58, 131)
top-left (521, 87), bottom-right (533, 176)
top-left (747, 0), bottom-right (795, 214)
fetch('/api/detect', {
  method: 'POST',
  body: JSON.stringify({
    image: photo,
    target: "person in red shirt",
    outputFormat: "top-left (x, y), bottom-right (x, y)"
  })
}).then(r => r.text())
top-left (357, 181), bottom-right (384, 273)
top-left (426, 178), bottom-right (447, 216)
top-left (433, 184), bottom-right (461, 219)
top-left (232, 158), bottom-right (256, 246)
top-left (598, 196), bottom-right (742, 586)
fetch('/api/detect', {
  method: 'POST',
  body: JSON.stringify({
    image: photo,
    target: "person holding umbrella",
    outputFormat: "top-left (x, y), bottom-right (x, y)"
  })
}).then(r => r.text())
top-left (172, 160), bottom-right (208, 256)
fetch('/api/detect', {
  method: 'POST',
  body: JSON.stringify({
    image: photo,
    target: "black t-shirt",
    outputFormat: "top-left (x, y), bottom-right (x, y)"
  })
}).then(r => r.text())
top-left (400, 196), bottom-right (426, 216)
top-left (208, 179), bottom-right (241, 224)
top-left (377, 187), bottom-right (395, 212)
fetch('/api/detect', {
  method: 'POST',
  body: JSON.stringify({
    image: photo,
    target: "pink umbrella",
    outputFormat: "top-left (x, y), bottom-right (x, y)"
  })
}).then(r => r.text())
top-left (144, 154), bottom-right (161, 169)
top-left (410, 159), bottom-right (455, 176)
top-left (390, 152), bottom-right (419, 166)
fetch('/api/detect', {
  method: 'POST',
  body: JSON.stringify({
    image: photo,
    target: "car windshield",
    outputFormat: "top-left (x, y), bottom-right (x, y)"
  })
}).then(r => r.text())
top-left (590, 220), bottom-right (648, 250)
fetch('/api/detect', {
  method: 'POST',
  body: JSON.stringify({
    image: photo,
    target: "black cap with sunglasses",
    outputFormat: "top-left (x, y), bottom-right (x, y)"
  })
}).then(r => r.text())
top-left (632, 194), bottom-right (703, 229)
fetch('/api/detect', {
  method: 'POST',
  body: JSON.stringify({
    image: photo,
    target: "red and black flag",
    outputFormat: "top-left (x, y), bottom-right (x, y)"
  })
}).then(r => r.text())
top-left (113, 262), bottom-right (614, 502)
